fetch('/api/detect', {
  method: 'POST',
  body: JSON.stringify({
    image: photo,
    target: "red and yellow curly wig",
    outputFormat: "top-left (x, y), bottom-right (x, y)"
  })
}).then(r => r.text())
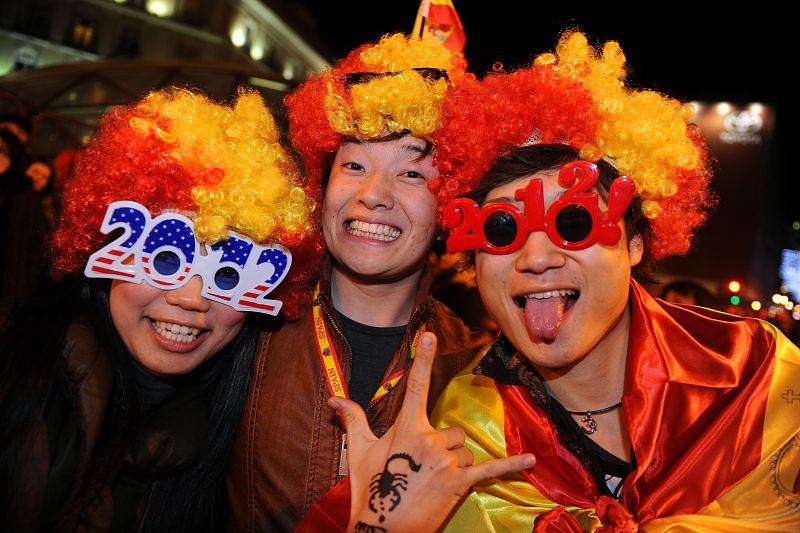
top-left (51, 87), bottom-right (324, 319)
top-left (285, 32), bottom-right (478, 216)
top-left (435, 31), bottom-right (714, 259)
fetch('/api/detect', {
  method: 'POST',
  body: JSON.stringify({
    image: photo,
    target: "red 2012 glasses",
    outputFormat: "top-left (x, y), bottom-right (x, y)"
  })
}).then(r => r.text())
top-left (444, 161), bottom-right (636, 255)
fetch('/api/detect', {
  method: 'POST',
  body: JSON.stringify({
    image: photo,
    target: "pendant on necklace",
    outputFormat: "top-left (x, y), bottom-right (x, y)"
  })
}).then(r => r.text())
top-left (579, 413), bottom-right (598, 434)
top-left (567, 400), bottom-right (622, 435)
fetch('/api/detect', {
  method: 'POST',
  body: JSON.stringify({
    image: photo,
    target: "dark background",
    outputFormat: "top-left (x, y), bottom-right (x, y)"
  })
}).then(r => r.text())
top-left (294, 3), bottom-right (786, 105)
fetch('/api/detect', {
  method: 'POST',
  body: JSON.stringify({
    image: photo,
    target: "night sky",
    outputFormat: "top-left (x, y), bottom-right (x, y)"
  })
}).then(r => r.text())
top-left (294, 2), bottom-right (787, 106)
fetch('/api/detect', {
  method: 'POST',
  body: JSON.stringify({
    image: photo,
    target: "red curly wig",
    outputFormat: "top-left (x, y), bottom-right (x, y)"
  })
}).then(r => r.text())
top-left (51, 88), bottom-right (324, 320)
top-left (436, 32), bottom-right (714, 260)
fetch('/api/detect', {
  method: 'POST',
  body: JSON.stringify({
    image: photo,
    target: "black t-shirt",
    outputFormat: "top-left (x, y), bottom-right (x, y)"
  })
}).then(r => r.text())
top-left (547, 394), bottom-right (632, 498)
top-left (337, 312), bottom-right (405, 410)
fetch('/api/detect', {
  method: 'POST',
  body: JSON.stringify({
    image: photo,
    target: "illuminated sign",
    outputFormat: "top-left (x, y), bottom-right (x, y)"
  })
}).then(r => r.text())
top-left (780, 249), bottom-right (800, 300)
top-left (721, 110), bottom-right (763, 144)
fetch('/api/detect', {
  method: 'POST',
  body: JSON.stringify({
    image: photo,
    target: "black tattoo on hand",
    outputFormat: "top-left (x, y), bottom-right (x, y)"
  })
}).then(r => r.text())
top-left (354, 521), bottom-right (387, 533)
top-left (368, 453), bottom-right (422, 523)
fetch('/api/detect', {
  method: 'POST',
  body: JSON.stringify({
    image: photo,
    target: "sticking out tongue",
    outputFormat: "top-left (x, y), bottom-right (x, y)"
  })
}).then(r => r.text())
top-left (524, 296), bottom-right (566, 341)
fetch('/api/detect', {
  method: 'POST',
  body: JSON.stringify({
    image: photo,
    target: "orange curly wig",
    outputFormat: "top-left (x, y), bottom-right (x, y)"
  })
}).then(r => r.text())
top-left (51, 87), bottom-right (325, 319)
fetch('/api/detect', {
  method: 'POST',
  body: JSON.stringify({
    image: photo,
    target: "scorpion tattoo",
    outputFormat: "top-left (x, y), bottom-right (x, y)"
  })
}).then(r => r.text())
top-left (368, 453), bottom-right (422, 523)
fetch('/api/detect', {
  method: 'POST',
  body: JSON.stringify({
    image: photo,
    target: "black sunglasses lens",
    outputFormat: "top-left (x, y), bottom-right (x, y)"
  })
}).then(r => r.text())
top-left (555, 204), bottom-right (593, 243)
top-left (412, 68), bottom-right (449, 82)
top-left (344, 72), bottom-right (381, 87)
top-left (345, 69), bottom-right (448, 88)
top-left (483, 211), bottom-right (518, 248)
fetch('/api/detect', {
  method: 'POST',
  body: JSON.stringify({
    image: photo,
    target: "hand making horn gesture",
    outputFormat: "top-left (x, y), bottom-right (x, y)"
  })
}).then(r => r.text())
top-left (328, 332), bottom-right (536, 533)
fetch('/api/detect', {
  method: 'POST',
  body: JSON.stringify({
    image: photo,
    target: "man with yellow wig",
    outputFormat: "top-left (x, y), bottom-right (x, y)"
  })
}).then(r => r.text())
top-left (226, 33), bottom-right (493, 531)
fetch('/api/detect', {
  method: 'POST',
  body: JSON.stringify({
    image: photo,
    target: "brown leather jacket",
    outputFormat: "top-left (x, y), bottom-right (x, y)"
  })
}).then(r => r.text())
top-left (3, 312), bottom-right (217, 531)
top-left (226, 262), bottom-right (490, 532)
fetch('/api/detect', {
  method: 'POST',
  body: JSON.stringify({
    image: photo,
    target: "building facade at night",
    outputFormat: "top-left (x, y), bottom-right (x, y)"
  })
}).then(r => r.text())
top-left (0, 0), bottom-right (331, 155)
top-left (0, 0), bottom-right (328, 80)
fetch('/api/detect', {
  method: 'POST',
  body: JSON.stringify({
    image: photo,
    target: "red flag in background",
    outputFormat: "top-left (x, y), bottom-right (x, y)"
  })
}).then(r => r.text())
top-left (412, 0), bottom-right (466, 53)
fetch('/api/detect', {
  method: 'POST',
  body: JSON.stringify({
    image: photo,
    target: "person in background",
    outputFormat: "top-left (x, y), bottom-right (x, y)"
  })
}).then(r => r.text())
top-left (25, 159), bottom-right (51, 192)
top-left (0, 87), bottom-right (322, 532)
top-left (2, 158), bottom-right (56, 298)
top-left (660, 279), bottom-right (715, 308)
top-left (0, 126), bottom-right (31, 299)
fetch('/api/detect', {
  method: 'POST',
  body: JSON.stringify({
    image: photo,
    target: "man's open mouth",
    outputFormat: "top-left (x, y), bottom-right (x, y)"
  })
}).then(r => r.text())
top-left (514, 289), bottom-right (580, 341)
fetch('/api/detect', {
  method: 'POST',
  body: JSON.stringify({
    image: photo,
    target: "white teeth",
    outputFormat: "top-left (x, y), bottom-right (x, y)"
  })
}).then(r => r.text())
top-left (151, 320), bottom-right (201, 343)
top-left (525, 289), bottom-right (577, 300)
top-left (348, 220), bottom-right (401, 241)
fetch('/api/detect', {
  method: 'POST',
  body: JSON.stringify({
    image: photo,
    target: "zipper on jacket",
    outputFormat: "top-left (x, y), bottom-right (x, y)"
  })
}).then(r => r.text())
top-left (317, 294), bottom-right (430, 415)
top-left (317, 297), bottom-right (354, 393)
top-left (402, 301), bottom-right (429, 368)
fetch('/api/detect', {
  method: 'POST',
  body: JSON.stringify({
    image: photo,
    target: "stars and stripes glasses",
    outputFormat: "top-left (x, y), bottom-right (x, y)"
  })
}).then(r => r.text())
top-left (85, 201), bottom-right (292, 315)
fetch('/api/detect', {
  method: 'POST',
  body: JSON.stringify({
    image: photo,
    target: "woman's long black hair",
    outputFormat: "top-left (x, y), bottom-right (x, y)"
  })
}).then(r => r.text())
top-left (140, 306), bottom-right (259, 532)
top-left (1, 277), bottom-right (259, 531)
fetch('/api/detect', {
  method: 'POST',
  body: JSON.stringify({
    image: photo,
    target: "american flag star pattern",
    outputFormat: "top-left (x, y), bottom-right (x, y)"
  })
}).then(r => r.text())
top-left (235, 246), bottom-right (291, 314)
top-left (212, 235), bottom-right (254, 268)
top-left (110, 206), bottom-right (147, 247)
top-left (84, 202), bottom-right (294, 315)
top-left (258, 248), bottom-right (289, 284)
top-left (204, 235), bottom-right (253, 301)
top-left (142, 218), bottom-right (197, 259)
top-left (141, 218), bottom-right (195, 286)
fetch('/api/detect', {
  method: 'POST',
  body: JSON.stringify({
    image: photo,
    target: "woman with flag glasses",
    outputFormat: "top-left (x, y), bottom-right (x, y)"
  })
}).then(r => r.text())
top-left (0, 87), bottom-right (323, 532)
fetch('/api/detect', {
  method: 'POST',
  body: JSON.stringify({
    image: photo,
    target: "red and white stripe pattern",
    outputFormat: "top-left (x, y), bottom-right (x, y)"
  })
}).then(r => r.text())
top-left (89, 248), bottom-right (136, 278)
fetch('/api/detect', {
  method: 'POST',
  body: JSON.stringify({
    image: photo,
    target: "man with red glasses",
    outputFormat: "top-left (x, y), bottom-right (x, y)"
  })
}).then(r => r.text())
top-left (333, 32), bottom-right (800, 532)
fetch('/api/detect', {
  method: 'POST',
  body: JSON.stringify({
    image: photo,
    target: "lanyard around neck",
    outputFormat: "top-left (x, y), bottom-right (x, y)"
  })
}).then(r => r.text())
top-left (312, 282), bottom-right (423, 411)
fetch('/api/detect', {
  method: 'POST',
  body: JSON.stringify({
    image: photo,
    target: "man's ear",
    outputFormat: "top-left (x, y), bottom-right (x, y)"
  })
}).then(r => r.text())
top-left (628, 233), bottom-right (644, 267)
